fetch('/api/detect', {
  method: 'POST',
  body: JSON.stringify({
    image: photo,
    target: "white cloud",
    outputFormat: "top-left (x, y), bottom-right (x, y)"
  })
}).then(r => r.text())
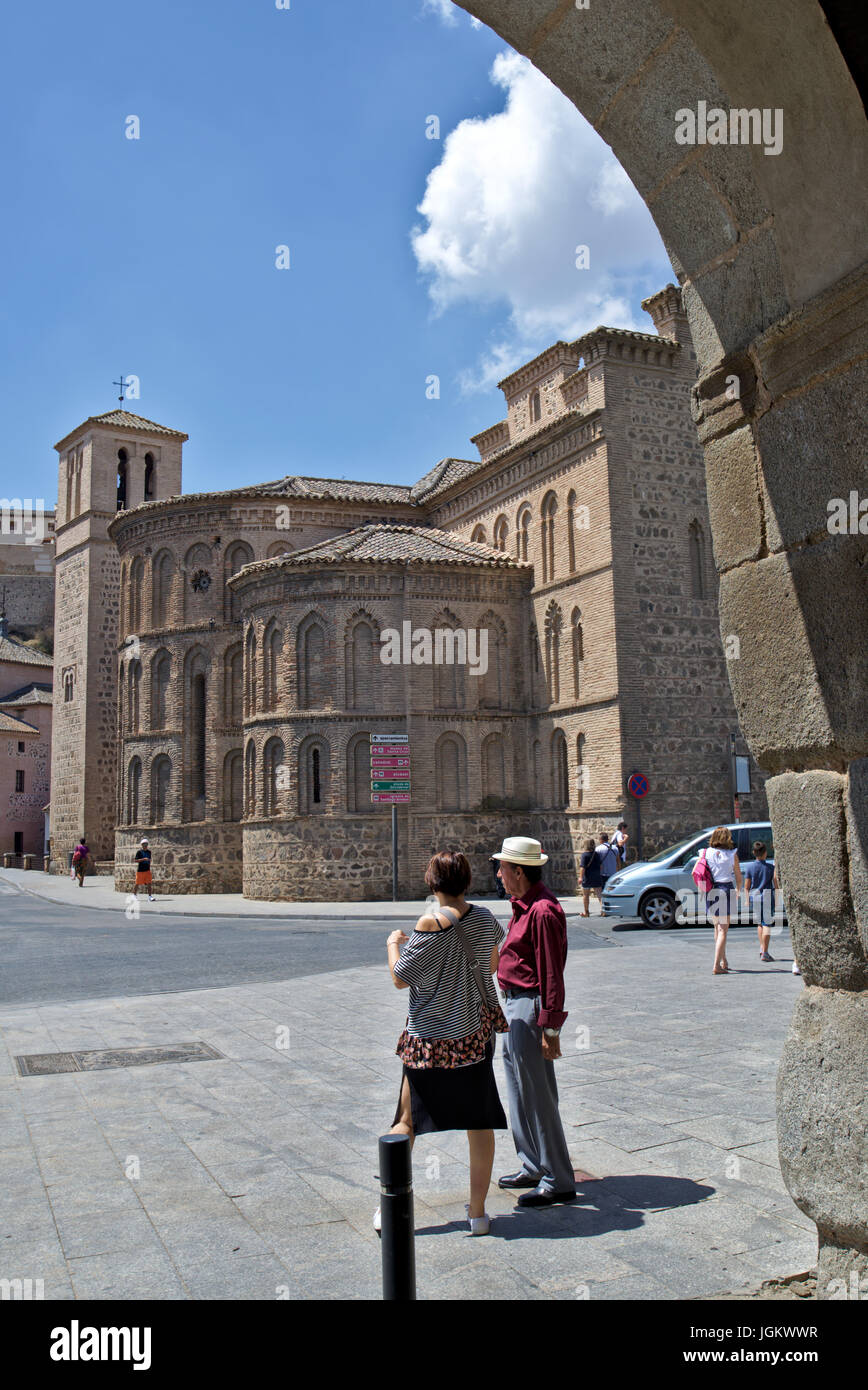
top-left (422, 0), bottom-right (483, 29)
top-left (411, 52), bottom-right (671, 392)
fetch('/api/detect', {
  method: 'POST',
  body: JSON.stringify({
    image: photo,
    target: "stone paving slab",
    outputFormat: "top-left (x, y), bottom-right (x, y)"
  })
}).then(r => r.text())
top-left (0, 907), bottom-right (814, 1300)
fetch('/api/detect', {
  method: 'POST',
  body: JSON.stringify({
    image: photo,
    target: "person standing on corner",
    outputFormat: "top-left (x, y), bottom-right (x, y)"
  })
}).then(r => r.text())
top-left (492, 836), bottom-right (577, 1208)
top-left (134, 838), bottom-right (155, 902)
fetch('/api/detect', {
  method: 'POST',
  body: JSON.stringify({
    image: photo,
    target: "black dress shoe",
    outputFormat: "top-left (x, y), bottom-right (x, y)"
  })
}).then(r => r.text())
top-left (517, 1186), bottom-right (578, 1207)
top-left (498, 1171), bottom-right (542, 1189)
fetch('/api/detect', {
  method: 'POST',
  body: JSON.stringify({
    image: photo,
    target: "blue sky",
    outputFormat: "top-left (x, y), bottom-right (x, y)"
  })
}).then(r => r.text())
top-left (1, 0), bottom-right (671, 507)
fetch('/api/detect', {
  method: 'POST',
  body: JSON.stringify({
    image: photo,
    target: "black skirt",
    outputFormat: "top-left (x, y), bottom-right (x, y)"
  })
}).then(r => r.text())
top-left (393, 1036), bottom-right (508, 1135)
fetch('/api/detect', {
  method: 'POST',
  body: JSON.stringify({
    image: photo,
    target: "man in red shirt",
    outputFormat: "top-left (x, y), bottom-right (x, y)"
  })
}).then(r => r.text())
top-left (492, 836), bottom-right (576, 1206)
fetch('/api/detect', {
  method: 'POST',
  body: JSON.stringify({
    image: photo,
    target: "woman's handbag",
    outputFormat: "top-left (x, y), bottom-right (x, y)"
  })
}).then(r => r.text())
top-left (434, 905), bottom-right (509, 1035)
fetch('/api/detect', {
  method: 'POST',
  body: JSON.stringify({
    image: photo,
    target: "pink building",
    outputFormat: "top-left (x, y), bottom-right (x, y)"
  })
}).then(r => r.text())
top-left (0, 615), bottom-right (53, 860)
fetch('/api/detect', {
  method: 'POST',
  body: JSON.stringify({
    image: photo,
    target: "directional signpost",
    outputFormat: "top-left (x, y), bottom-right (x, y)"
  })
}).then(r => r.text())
top-left (371, 734), bottom-right (411, 900)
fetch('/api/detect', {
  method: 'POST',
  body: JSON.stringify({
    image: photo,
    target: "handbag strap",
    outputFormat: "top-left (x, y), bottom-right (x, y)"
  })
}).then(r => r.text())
top-left (432, 904), bottom-right (491, 1011)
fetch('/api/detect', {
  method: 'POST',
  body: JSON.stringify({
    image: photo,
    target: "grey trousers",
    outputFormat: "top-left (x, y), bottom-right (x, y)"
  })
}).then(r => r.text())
top-left (501, 990), bottom-right (576, 1194)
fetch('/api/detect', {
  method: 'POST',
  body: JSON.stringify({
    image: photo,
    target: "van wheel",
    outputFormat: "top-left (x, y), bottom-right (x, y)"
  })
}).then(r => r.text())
top-left (639, 890), bottom-right (677, 928)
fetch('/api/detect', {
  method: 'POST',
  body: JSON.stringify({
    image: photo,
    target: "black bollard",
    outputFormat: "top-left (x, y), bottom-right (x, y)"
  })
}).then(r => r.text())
top-left (379, 1133), bottom-right (416, 1300)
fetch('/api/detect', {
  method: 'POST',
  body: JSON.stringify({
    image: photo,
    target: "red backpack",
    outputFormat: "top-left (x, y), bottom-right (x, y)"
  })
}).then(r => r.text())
top-left (692, 849), bottom-right (715, 893)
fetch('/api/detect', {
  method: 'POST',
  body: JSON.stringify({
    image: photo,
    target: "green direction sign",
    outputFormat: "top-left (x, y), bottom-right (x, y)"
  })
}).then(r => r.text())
top-left (371, 780), bottom-right (411, 792)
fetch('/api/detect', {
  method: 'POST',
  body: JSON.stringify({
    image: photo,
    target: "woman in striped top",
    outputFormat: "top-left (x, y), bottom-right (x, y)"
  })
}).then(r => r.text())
top-left (382, 851), bottom-right (508, 1235)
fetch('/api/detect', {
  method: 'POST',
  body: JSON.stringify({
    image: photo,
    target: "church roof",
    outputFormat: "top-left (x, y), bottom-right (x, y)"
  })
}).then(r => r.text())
top-left (0, 634), bottom-right (53, 667)
top-left (409, 458), bottom-right (482, 502)
top-left (0, 709), bottom-right (39, 733)
top-left (249, 524), bottom-right (529, 570)
top-left (0, 683), bottom-right (52, 706)
top-left (242, 475), bottom-right (415, 505)
top-left (55, 412), bottom-right (188, 449)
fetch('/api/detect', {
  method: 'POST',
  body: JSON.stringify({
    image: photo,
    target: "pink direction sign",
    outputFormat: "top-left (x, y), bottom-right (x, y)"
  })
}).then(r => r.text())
top-left (371, 792), bottom-right (411, 804)
top-left (370, 744), bottom-right (410, 757)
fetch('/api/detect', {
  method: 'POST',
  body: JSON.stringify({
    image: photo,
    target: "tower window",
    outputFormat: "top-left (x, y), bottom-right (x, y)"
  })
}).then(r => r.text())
top-left (15, 770), bottom-right (24, 792)
top-left (117, 449), bottom-right (128, 512)
top-left (144, 453), bottom-right (155, 500)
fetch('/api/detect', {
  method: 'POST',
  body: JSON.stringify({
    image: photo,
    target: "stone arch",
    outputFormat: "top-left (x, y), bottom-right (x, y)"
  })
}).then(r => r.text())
top-left (470, 523), bottom-right (487, 544)
top-left (151, 754), bottom-right (171, 824)
top-left (344, 610), bottom-right (380, 712)
top-left (544, 601), bottom-right (562, 704)
top-left (128, 556), bottom-right (144, 634)
top-left (183, 646), bottom-right (209, 822)
top-left (150, 649), bottom-right (171, 731)
top-left (262, 736), bottom-right (286, 818)
top-left (481, 731), bottom-right (507, 803)
top-left (566, 490), bottom-right (577, 574)
top-left (244, 624), bottom-right (257, 717)
top-left (454, 0), bottom-right (868, 1282)
top-left (224, 541), bottom-right (255, 621)
top-left (267, 539), bottom-right (292, 560)
top-left (540, 490), bottom-right (558, 584)
top-left (297, 611), bottom-right (330, 710)
top-left (688, 519), bottom-right (707, 600)
top-left (347, 731), bottom-right (372, 813)
top-left (223, 749), bottom-right (243, 823)
top-left (244, 739), bottom-right (257, 818)
top-left (516, 504), bottom-right (532, 562)
top-left (476, 609), bottom-right (507, 710)
top-left (551, 728), bottom-right (569, 810)
top-left (435, 732), bottom-right (467, 813)
top-left (432, 608), bottom-right (466, 711)
top-left (262, 620), bottom-right (284, 711)
top-left (493, 514), bottom-right (509, 551)
top-left (152, 549), bottom-right (175, 628)
top-left (126, 756), bottom-right (141, 825)
top-left (183, 543), bottom-right (213, 623)
top-left (223, 642), bottom-right (243, 727)
top-left (299, 735), bottom-right (330, 814)
top-left (571, 607), bottom-right (584, 700)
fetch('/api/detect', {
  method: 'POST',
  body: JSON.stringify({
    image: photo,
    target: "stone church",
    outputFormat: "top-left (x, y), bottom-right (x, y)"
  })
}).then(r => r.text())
top-left (49, 285), bottom-right (766, 900)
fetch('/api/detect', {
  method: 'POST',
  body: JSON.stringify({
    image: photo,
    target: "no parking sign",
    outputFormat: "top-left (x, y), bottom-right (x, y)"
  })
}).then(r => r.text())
top-left (626, 771), bottom-right (648, 859)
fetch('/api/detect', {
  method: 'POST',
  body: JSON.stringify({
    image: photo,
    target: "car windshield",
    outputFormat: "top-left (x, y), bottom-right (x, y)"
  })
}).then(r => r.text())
top-left (646, 835), bottom-right (702, 864)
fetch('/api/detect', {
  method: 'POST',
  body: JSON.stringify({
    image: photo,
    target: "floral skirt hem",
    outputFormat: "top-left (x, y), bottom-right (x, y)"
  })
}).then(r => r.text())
top-left (395, 1005), bottom-right (508, 1070)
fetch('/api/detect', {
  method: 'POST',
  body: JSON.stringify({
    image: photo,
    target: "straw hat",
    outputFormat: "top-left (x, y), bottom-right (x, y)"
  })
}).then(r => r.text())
top-left (490, 836), bottom-right (548, 866)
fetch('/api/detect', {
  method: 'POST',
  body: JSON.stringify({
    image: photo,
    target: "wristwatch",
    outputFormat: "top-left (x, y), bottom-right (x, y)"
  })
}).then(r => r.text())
top-left (543, 1027), bottom-right (561, 1038)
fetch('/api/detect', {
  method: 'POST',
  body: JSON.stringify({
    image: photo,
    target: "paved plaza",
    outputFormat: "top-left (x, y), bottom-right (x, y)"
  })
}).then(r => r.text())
top-left (0, 872), bottom-right (814, 1300)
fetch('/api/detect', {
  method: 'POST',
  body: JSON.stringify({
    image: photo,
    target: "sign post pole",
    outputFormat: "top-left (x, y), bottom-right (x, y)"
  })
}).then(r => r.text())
top-left (392, 804), bottom-right (398, 903)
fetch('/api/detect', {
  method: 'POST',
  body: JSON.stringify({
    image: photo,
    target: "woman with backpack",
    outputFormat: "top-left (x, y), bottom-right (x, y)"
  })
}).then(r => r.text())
top-left (700, 827), bottom-right (743, 974)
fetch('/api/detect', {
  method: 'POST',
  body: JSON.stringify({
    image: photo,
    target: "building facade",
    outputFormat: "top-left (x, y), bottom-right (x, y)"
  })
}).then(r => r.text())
top-left (0, 615), bottom-right (53, 859)
top-left (50, 286), bottom-right (767, 898)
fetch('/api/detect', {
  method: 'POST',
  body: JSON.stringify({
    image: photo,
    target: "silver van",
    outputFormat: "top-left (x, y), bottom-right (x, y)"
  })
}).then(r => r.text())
top-left (600, 821), bottom-right (785, 928)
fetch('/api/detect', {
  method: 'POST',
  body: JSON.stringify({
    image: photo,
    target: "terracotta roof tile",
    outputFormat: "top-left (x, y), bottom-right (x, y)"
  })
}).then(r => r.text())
top-left (236, 524), bottom-right (529, 573)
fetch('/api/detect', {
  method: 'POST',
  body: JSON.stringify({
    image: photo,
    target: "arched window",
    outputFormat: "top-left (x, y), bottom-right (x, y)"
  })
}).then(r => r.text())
top-left (471, 524), bottom-right (487, 544)
top-left (544, 602), bottom-right (562, 704)
top-left (151, 755), bottom-right (171, 823)
top-left (576, 733), bottom-right (586, 809)
top-left (516, 506), bottom-right (531, 562)
top-left (541, 492), bottom-right (558, 584)
top-left (128, 557), bottom-right (144, 634)
top-left (267, 539), bottom-right (292, 559)
top-left (224, 644), bottom-right (243, 727)
top-left (127, 659), bottom-right (142, 732)
top-left (299, 739), bottom-right (329, 814)
top-left (493, 515), bottom-right (509, 552)
top-left (126, 757), bottom-right (141, 825)
top-left (144, 453), bottom-right (155, 501)
top-left (223, 749), bottom-right (243, 823)
top-left (263, 737), bottom-right (286, 817)
top-left (244, 740), bottom-right (257, 817)
top-left (185, 649), bottom-right (208, 822)
top-left (263, 623), bottom-right (283, 711)
top-left (689, 520), bottom-right (706, 599)
top-left (482, 733), bottom-right (506, 802)
top-left (567, 490), bottom-right (577, 573)
top-left (435, 733), bottom-right (466, 812)
top-left (184, 543), bottom-right (212, 623)
top-left (117, 449), bottom-right (128, 512)
top-left (477, 611), bottom-right (505, 711)
top-left (245, 626), bottom-right (257, 716)
top-left (298, 616), bottom-right (327, 709)
top-left (529, 389), bottom-right (541, 424)
top-left (551, 730), bottom-right (569, 809)
top-left (571, 608), bottom-right (584, 699)
top-left (433, 614), bottom-right (466, 711)
top-left (151, 651), bottom-right (171, 730)
top-left (532, 739), bottom-right (543, 806)
top-left (348, 732), bottom-right (372, 812)
top-left (224, 541), bottom-right (255, 621)
top-left (152, 550), bottom-right (174, 628)
top-left (346, 615), bottom-right (377, 711)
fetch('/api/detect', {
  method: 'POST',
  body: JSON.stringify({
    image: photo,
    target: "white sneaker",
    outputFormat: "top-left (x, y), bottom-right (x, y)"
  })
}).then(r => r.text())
top-left (792, 962), bottom-right (801, 975)
top-left (465, 1204), bottom-right (490, 1235)
top-left (148, 895), bottom-right (154, 902)
top-left (373, 1206), bottom-right (381, 1234)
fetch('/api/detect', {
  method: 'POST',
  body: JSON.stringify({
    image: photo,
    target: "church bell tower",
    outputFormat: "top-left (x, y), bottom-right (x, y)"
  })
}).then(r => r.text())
top-left (50, 411), bottom-right (187, 868)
